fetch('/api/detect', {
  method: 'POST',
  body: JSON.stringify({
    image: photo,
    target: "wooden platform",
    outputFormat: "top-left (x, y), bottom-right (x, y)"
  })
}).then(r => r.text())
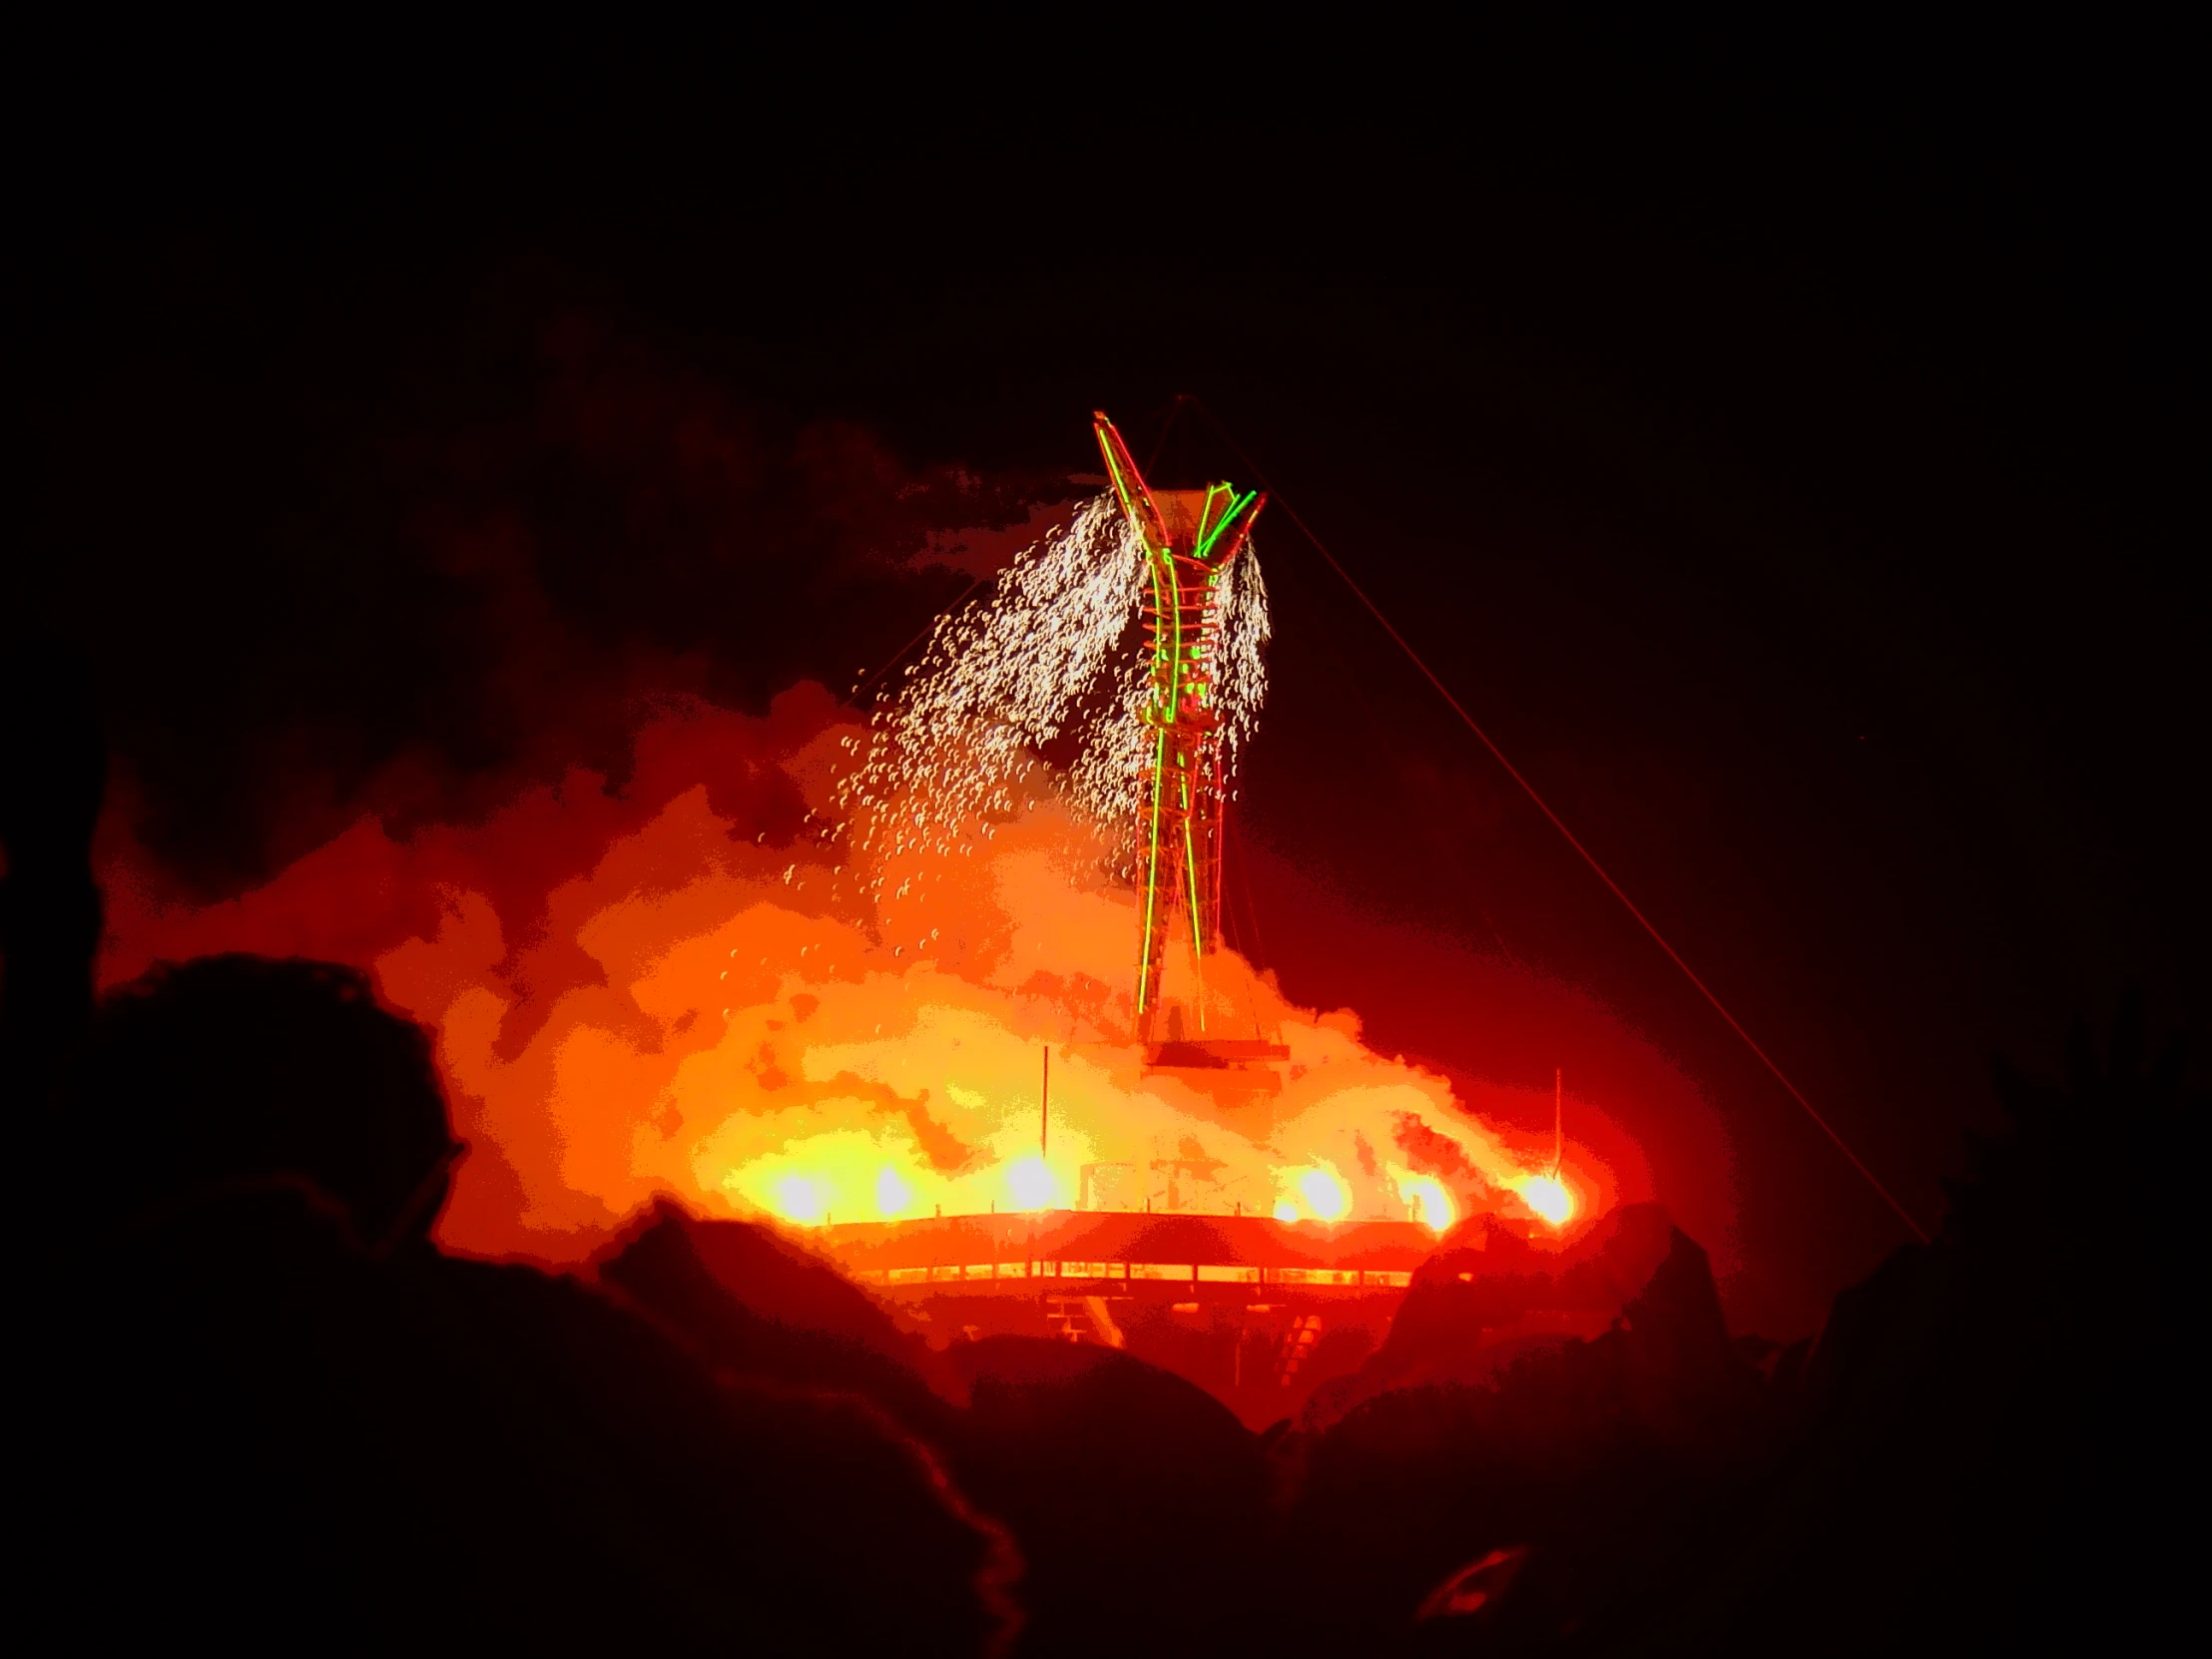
top-left (816, 1210), bottom-right (1438, 1297)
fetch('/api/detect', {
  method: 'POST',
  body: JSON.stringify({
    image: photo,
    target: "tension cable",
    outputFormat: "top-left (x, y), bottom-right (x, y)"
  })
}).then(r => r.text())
top-left (1187, 396), bottom-right (1932, 1245)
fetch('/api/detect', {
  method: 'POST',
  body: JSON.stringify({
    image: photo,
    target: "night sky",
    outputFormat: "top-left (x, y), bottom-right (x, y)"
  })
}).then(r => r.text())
top-left (15, 48), bottom-right (2200, 1335)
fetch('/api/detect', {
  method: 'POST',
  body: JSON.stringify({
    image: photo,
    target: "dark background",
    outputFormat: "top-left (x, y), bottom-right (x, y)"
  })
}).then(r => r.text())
top-left (13, 38), bottom-right (2200, 1334)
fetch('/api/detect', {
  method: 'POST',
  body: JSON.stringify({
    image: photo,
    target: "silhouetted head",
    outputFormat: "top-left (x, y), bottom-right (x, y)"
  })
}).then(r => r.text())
top-left (84, 954), bottom-right (458, 1249)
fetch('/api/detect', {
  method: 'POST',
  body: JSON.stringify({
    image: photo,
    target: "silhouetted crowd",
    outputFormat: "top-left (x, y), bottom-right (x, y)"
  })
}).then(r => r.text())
top-left (6, 631), bottom-right (2183, 1654)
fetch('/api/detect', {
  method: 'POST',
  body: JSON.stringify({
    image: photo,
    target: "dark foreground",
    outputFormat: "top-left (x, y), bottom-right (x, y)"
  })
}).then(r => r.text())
top-left (2, 641), bottom-right (2185, 1654)
top-left (12, 942), bottom-right (2183, 1655)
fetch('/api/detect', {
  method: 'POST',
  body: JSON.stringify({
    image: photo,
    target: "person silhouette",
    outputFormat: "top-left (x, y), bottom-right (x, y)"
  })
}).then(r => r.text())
top-left (55, 953), bottom-right (1007, 1653)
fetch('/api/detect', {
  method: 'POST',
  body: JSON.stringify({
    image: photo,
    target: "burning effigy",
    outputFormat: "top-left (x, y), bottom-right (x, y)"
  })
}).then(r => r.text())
top-left (95, 417), bottom-right (1618, 1286)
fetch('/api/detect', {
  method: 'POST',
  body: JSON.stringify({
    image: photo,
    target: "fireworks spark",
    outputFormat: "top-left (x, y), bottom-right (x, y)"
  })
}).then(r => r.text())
top-left (833, 494), bottom-right (1271, 880)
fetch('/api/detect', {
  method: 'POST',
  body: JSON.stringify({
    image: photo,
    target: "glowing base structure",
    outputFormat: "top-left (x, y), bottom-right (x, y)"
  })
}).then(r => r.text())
top-left (815, 1210), bottom-right (1431, 1408)
top-left (1092, 412), bottom-right (1267, 1046)
top-left (810, 1209), bottom-right (1602, 1414)
top-left (823, 1210), bottom-right (1431, 1295)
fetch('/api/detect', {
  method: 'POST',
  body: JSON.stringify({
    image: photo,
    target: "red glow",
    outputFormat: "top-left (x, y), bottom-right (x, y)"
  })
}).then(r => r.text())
top-left (95, 689), bottom-right (1674, 1270)
top-left (1515, 1174), bottom-right (1575, 1227)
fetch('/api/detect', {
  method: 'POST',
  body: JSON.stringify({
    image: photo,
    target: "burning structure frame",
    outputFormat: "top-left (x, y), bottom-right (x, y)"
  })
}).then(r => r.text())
top-left (1092, 412), bottom-right (1266, 1044)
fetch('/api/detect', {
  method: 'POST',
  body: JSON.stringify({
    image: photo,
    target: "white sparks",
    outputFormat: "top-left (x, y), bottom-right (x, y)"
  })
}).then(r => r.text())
top-left (836, 493), bottom-right (1270, 880)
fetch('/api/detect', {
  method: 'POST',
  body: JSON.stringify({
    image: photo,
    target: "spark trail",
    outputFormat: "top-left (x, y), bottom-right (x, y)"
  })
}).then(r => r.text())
top-left (832, 494), bottom-right (1271, 885)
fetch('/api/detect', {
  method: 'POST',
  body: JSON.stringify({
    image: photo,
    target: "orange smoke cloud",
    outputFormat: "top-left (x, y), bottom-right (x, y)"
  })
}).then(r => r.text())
top-left (98, 686), bottom-right (1635, 1264)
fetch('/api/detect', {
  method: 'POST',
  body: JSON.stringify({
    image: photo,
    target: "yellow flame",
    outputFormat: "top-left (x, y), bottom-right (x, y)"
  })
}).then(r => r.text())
top-left (721, 1128), bottom-right (916, 1228)
top-left (1003, 1155), bottom-right (1059, 1212)
top-left (874, 1165), bottom-right (914, 1218)
top-left (1280, 1164), bottom-right (1350, 1224)
top-left (1392, 1169), bottom-right (1455, 1233)
top-left (1515, 1174), bottom-right (1574, 1227)
top-left (771, 1174), bottom-right (829, 1226)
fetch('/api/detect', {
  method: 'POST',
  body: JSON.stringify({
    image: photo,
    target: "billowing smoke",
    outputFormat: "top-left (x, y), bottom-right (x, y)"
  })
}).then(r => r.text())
top-left (98, 689), bottom-right (1621, 1265)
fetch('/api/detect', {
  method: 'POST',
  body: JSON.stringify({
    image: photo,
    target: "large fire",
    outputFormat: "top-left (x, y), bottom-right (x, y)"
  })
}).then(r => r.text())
top-left (96, 686), bottom-right (1623, 1263)
top-left (90, 472), bottom-right (1664, 1262)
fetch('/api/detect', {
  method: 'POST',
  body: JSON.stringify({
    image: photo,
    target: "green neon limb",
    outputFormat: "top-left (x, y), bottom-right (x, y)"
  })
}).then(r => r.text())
top-left (1099, 438), bottom-right (1147, 544)
top-left (1183, 809), bottom-right (1205, 957)
top-left (1194, 489), bottom-right (1253, 561)
top-left (1103, 453), bottom-right (1134, 521)
top-left (1160, 548), bottom-right (1184, 714)
top-left (1146, 548), bottom-right (1178, 713)
top-left (1184, 811), bottom-right (1209, 1034)
top-left (1195, 482), bottom-right (1230, 549)
top-left (1138, 728), bottom-right (1167, 1011)
top-left (1192, 488), bottom-right (1258, 563)
top-left (1139, 549), bottom-right (1173, 1013)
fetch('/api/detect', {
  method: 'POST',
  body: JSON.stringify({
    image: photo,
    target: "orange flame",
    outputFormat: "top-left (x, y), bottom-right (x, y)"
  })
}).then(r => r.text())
top-left (1514, 1174), bottom-right (1576, 1228)
top-left (97, 689), bottom-right (1629, 1262)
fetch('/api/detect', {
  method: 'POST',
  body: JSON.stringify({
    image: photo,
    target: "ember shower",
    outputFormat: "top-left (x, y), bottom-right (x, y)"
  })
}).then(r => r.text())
top-left (838, 415), bottom-right (1273, 1041)
top-left (95, 424), bottom-right (1637, 1266)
